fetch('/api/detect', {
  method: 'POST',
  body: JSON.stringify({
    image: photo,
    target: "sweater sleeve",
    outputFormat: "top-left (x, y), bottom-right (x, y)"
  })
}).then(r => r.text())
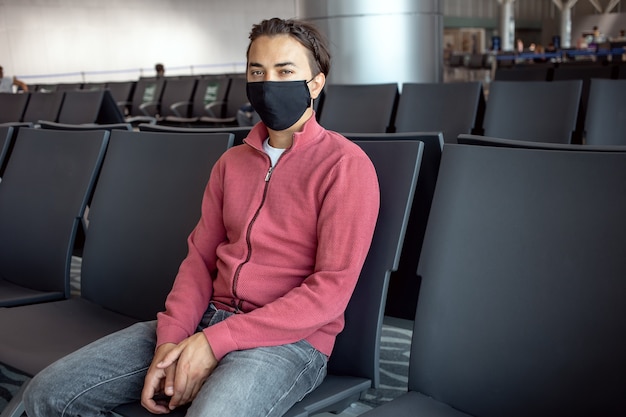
top-left (203, 152), bottom-right (380, 360)
top-left (155, 159), bottom-right (227, 347)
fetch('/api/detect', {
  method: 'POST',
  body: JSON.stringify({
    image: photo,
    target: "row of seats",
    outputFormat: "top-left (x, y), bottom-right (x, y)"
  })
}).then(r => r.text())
top-left (494, 60), bottom-right (626, 81)
top-left (5, 75), bottom-right (626, 146)
top-left (2, 123), bottom-right (625, 416)
top-left (319, 78), bottom-right (626, 146)
top-left (0, 125), bottom-right (425, 417)
top-left (0, 73), bottom-right (249, 127)
top-left (0, 89), bottom-right (125, 125)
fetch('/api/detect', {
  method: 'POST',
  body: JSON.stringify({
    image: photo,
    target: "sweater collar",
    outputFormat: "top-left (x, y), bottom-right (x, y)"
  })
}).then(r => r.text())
top-left (244, 111), bottom-right (324, 152)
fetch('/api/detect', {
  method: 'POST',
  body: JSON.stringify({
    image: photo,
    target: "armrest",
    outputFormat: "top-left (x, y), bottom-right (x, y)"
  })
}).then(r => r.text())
top-left (170, 101), bottom-right (192, 118)
top-left (139, 101), bottom-right (159, 117)
top-left (204, 101), bottom-right (226, 118)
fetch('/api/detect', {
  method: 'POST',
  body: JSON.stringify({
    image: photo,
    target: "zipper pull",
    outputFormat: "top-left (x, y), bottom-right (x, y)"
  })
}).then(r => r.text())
top-left (264, 166), bottom-right (273, 182)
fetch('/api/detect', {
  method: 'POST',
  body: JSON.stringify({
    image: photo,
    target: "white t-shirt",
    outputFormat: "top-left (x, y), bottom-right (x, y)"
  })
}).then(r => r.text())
top-left (0, 77), bottom-right (13, 93)
top-left (263, 138), bottom-right (287, 167)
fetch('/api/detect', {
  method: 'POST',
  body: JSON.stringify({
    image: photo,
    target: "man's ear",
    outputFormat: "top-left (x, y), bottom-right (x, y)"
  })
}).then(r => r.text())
top-left (309, 72), bottom-right (326, 100)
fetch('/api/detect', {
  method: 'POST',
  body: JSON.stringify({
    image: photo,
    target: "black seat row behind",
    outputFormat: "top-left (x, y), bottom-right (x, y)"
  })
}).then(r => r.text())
top-left (5, 76), bottom-right (626, 146)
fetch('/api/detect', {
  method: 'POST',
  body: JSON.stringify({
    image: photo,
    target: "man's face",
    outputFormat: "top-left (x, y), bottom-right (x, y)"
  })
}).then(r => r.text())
top-left (247, 34), bottom-right (323, 101)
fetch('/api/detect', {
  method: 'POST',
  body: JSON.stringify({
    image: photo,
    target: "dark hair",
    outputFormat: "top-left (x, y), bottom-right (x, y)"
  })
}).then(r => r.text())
top-left (247, 18), bottom-right (331, 77)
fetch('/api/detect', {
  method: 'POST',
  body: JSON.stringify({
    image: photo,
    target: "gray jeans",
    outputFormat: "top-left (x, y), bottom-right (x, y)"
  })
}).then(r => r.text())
top-left (23, 306), bottom-right (327, 417)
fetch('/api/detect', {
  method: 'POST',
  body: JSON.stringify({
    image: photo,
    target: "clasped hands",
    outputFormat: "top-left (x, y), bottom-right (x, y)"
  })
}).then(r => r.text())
top-left (141, 332), bottom-right (217, 414)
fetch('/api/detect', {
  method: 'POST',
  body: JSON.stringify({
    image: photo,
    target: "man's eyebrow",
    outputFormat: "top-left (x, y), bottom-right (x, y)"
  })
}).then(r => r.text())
top-left (248, 61), bottom-right (297, 69)
top-left (275, 61), bottom-right (296, 68)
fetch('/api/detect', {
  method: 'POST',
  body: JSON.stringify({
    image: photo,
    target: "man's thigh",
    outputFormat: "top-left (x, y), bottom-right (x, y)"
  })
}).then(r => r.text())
top-left (185, 340), bottom-right (327, 417)
top-left (24, 321), bottom-right (157, 416)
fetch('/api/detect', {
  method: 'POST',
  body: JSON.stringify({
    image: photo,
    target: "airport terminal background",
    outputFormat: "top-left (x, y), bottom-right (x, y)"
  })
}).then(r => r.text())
top-left (2, 0), bottom-right (626, 89)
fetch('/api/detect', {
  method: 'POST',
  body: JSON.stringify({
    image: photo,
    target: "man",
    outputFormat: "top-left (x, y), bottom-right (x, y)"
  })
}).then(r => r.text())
top-left (24, 17), bottom-right (379, 417)
top-left (0, 65), bottom-right (29, 92)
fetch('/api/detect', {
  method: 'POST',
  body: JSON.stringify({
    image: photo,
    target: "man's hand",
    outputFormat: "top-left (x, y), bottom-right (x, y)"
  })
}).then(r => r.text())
top-left (141, 333), bottom-right (218, 413)
top-left (141, 343), bottom-right (178, 414)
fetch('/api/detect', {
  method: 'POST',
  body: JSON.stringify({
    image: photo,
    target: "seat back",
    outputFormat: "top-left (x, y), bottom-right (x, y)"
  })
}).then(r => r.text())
top-left (318, 83), bottom-right (399, 133)
top-left (158, 77), bottom-right (198, 118)
top-left (395, 82), bottom-right (485, 143)
top-left (494, 66), bottom-right (552, 81)
top-left (105, 81), bottom-right (136, 114)
top-left (552, 64), bottom-right (615, 140)
top-left (584, 78), bottom-right (626, 146)
top-left (57, 90), bottom-right (125, 124)
top-left (21, 91), bottom-right (65, 123)
top-left (56, 83), bottom-right (83, 91)
top-left (343, 132), bottom-right (443, 321)
top-left (329, 139), bottom-right (422, 385)
top-left (191, 76), bottom-right (230, 118)
top-left (222, 76), bottom-right (249, 119)
top-left (128, 78), bottom-right (165, 116)
top-left (483, 80), bottom-right (582, 143)
top-left (0, 92), bottom-right (30, 123)
top-left (39, 121), bottom-right (132, 131)
top-left (0, 125), bottom-right (14, 177)
top-left (410, 143), bottom-right (626, 416)
top-left (79, 130), bottom-right (234, 320)
top-left (0, 128), bottom-right (109, 306)
top-left (138, 123), bottom-right (251, 146)
top-left (459, 133), bottom-right (626, 152)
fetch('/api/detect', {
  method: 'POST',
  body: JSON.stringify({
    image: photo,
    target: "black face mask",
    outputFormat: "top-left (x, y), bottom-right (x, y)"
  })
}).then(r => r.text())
top-left (246, 80), bottom-right (312, 131)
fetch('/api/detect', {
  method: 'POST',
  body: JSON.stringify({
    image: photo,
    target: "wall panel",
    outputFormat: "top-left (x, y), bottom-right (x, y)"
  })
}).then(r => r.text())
top-left (0, 0), bottom-right (295, 83)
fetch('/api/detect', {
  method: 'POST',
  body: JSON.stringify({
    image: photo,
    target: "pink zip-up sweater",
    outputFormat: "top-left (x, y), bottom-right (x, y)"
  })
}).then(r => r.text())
top-left (156, 114), bottom-right (380, 361)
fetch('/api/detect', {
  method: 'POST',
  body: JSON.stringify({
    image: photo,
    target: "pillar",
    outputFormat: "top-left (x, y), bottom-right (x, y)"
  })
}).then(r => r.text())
top-left (499, 0), bottom-right (516, 51)
top-left (561, 5), bottom-right (573, 48)
top-left (295, 0), bottom-right (443, 85)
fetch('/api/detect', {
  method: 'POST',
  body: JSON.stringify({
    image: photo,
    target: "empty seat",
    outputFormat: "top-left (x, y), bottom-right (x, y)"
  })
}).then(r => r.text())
top-left (165, 76), bottom-right (230, 125)
top-left (142, 77), bottom-right (198, 122)
top-left (318, 83), bottom-right (399, 133)
top-left (199, 76), bottom-right (249, 126)
top-left (395, 82), bottom-right (485, 143)
top-left (125, 77), bottom-right (166, 124)
top-left (105, 81), bottom-right (136, 115)
top-left (21, 91), bottom-right (65, 124)
top-left (0, 93), bottom-right (30, 123)
top-left (0, 130), bottom-right (234, 417)
top-left (552, 64), bottom-right (616, 141)
top-left (138, 123), bottom-right (251, 146)
top-left (0, 128), bottom-right (109, 307)
top-left (583, 78), bottom-right (626, 146)
top-left (482, 80), bottom-right (582, 144)
top-left (56, 90), bottom-right (125, 124)
top-left (359, 143), bottom-right (626, 417)
top-left (342, 132), bottom-right (444, 321)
